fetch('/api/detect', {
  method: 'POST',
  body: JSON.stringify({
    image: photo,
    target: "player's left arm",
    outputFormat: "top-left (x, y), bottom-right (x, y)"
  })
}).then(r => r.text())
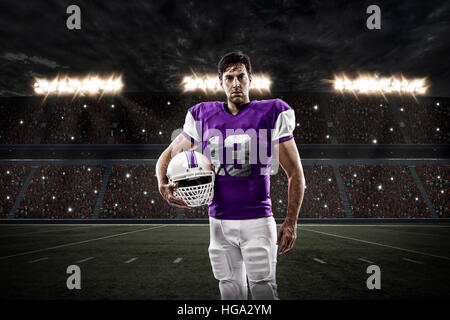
top-left (276, 138), bottom-right (306, 255)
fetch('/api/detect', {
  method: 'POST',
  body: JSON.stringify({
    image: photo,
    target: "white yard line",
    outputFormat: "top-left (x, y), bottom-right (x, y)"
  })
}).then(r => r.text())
top-left (403, 258), bottom-right (425, 265)
top-left (76, 257), bottom-right (95, 263)
top-left (28, 257), bottom-right (49, 264)
top-left (173, 257), bottom-right (183, 264)
top-left (302, 228), bottom-right (450, 261)
top-left (358, 258), bottom-right (375, 264)
top-left (313, 258), bottom-right (326, 264)
top-left (0, 225), bottom-right (169, 261)
top-left (124, 258), bottom-right (138, 264)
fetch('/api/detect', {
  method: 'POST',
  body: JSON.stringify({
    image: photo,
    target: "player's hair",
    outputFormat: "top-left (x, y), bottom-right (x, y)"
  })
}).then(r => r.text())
top-left (218, 52), bottom-right (252, 80)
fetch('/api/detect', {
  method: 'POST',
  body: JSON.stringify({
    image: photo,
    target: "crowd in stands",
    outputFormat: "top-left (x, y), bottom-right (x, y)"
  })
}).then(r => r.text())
top-left (2, 163), bottom-right (446, 219)
top-left (0, 93), bottom-right (448, 145)
top-left (115, 94), bottom-right (187, 144)
top-left (328, 94), bottom-right (404, 144)
top-left (15, 165), bottom-right (103, 218)
top-left (340, 165), bottom-right (431, 218)
top-left (270, 164), bottom-right (346, 218)
top-left (0, 165), bottom-right (30, 218)
top-left (100, 164), bottom-right (177, 218)
top-left (399, 96), bottom-right (449, 144)
top-left (416, 165), bottom-right (449, 218)
top-left (281, 94), bottom-right (330, 144)
top-left (42, 98), bottom-right (115, 144)
top-left (0, 99), bottom-right (44, 144)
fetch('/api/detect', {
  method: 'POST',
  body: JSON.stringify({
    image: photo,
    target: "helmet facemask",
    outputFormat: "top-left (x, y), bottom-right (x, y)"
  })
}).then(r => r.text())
top-left (167, 151), bottom-right (215, 207)
top-left (172, 172), bottom-right (215, 207)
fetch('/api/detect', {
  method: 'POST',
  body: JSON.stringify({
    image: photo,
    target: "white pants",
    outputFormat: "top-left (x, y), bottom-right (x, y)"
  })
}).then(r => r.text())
top-left (208, 216), bottom-right (279, 300)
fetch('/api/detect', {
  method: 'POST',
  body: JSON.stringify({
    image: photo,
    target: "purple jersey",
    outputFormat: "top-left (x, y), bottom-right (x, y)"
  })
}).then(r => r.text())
top-left (182, 99), bottom-right (295, 219)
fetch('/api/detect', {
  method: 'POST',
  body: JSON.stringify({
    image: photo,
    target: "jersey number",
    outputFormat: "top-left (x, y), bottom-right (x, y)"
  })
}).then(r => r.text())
top-left (207, 134), bottom-right (252, 177)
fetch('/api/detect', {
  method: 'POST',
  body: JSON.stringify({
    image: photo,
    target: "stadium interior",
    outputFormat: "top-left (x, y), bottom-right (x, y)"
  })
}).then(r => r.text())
top-left (0, 92), bottom-right (447, 221)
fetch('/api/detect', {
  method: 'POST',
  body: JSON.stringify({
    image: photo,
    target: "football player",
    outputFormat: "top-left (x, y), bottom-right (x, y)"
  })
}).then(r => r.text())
top-left (156, 52), bottom-right (305, 300)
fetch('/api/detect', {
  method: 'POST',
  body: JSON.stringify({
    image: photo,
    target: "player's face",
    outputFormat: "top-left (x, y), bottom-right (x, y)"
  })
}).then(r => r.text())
top-left (220, 63), bottom-right (252, 105)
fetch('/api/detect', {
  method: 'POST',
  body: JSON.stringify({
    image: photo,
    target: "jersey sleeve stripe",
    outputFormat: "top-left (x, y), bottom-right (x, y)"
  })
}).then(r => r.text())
top-left (183, 110), bottom-right (202, 142)
top-left (274, 135), bottom-right (294, 144)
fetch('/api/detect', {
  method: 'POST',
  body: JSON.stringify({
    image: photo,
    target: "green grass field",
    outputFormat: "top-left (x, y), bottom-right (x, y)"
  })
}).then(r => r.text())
top-left (0, 223), bottom-right (449, 300)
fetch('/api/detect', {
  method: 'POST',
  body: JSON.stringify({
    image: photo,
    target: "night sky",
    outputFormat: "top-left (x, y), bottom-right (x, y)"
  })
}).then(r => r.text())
top-left (0, 0), bottom-right (449, 97)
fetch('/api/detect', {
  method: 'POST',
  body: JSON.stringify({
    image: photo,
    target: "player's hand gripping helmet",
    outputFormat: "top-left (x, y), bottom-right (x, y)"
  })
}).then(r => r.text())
top-left (166, 150), bottom-right (215, 207)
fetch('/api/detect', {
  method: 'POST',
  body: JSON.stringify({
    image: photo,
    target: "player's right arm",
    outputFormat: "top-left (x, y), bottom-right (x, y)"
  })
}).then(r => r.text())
top-left (156, 133), bottom-right (194, 208)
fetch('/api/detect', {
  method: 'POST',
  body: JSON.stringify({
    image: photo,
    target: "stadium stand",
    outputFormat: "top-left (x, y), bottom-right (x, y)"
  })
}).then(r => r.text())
top-left (398, 96), bottom-right (450, 144)
top-left (42, 97), bottom-right (116, 144)
top-left (15, 165), bottom-right (103, 218)
top-left (416, 165), bottom-right (449, 217)
top-left (184, 205), bottom-right (209, 218)
top-left (0, 163), bottom-right (446, 219)
top-left (115, 94), bottom-right (187, 144)
top-left (282, 94), bottom-right (330, 144)
top-left (271, 164), bottom-right (346, 218)
top-left (100, 164), bottom-right (177, 218)
top-left (0, 165), bottom-right (30, 218)
top-left (0, 93), bottom-right (448, 220)
top-left (0, 93), bottom-right (448, 145)
top-left (328, 94), bottom-right (404, 144)
top-left (0, 98), bottom-right (45, 144)
top-left (340, 165), bottom-right (431, 218)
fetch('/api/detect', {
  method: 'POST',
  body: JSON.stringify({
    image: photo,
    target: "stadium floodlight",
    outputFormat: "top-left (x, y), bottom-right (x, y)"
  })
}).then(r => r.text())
top-left (33, 75), bottom-right (123, 96)
top-left (182, 73), bottom-right (271, 93)
top-left (333, 74), bottom-right (428, 95)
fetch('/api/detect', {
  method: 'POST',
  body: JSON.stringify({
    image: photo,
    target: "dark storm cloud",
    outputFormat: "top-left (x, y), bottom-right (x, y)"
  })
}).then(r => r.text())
top-left (0, 0), bottom-right (449, 97)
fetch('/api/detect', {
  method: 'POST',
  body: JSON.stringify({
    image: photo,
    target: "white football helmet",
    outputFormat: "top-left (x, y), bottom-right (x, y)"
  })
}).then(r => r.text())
top-left (166, 150), bottom-right (215, 207)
